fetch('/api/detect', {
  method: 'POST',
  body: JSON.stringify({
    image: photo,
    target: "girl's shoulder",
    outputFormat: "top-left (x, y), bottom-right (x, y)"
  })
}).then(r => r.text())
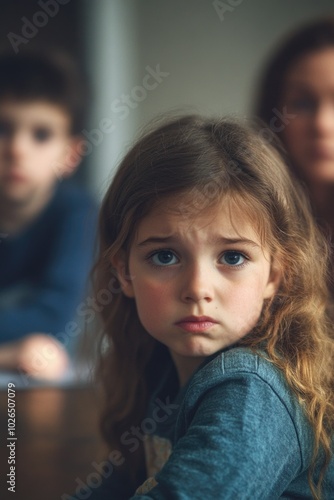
top-left (163, 347), bottom-right (325, 497)
top-left (189, 346), bottom-right (287, 390)
top-left (182, 347), bottom-right (314, 457)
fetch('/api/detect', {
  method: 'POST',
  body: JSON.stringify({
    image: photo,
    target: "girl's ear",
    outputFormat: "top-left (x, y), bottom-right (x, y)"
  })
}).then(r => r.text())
top-left (111, 250), bottom-right (135, 298)
top-left (263, 260), bottom-right (282, 299)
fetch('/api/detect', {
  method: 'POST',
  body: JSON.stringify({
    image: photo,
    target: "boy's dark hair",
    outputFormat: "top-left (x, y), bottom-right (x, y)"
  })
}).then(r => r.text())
top-left (0, 49), bottom-right (89, 135)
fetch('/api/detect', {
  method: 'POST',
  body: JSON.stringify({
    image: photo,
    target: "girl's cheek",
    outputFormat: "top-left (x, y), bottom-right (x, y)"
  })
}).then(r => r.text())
top-left (134, 276), bottom-right (171, 300)
top-left (147, 282), bottom-right (172, 301)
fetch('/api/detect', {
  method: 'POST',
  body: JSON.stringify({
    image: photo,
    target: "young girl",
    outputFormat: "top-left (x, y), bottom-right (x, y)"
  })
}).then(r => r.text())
top-left (94, 115), bottom-right (334, 499)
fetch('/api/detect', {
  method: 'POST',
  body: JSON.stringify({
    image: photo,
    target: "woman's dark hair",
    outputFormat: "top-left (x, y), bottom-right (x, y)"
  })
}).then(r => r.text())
top-left (0, 48), bottom-right (89, 134)
top-left (256, 17), bottom-right (334, 126)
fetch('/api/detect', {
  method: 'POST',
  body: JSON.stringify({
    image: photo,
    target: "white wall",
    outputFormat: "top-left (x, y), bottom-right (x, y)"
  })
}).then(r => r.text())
top-left (81, 0), bottom-right (138, 197)
top-left (83, 0), bottom-right (334, 197)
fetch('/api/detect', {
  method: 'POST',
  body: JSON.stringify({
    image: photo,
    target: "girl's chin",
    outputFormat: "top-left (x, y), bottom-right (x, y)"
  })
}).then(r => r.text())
top-left (173, 342), bottom-right (224, 359)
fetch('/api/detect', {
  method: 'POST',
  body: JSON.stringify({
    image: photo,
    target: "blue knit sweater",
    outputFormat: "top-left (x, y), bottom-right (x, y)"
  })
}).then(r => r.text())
top-left (132, 347), bottom-right (334, 499)
top-left (75, 347), bottom-right (334, 499)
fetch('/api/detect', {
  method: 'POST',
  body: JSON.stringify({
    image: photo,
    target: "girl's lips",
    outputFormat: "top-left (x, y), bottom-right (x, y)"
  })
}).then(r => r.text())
top-left (175, 316), bottom-right (218, 333)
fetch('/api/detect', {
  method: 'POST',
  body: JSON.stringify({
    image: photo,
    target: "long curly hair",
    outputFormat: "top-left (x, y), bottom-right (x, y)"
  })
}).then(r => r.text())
top-left (94, 115), bottom-right (334, 499)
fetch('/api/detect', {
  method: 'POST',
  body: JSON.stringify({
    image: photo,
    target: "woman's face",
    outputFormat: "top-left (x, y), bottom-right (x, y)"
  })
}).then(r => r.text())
top-left (281, 47), bottom-right (334, 185)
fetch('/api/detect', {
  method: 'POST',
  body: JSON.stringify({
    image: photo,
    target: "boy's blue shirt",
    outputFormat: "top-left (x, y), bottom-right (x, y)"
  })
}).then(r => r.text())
top-left (91, 347), bottom-right (334, 500)
top-left (0, 181), bottom-right (97, 344)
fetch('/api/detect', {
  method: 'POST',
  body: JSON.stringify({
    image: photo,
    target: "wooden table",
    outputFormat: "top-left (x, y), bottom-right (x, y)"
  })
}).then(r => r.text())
top-left (0, 385), bottom-right (107, 500)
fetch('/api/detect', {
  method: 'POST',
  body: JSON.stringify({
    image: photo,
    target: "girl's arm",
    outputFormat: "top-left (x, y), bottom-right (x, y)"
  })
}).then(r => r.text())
top-left (130, 371), bottom-right (309, 499)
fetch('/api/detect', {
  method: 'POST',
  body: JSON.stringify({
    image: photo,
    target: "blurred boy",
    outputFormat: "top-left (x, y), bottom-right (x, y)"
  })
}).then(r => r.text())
top-left (0, 50), bottom-right (96, 380)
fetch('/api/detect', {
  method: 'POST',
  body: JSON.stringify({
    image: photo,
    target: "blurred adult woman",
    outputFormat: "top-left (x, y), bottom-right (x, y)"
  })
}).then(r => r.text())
top-left (256, 18), bottom-right (334, 236)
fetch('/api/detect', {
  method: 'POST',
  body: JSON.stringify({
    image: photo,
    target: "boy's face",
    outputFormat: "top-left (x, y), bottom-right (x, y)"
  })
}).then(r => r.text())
top-left (0, 100), bottom-right (78, 206)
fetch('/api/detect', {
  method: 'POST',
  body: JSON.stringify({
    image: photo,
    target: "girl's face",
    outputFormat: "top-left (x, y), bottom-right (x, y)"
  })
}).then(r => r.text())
top-left (115, 195), bottom-right (280, 377)
top-left (281, 47), bottom-right (334, 185)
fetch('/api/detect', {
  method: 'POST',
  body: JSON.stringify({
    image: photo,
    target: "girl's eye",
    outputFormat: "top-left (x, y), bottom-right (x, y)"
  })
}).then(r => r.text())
top-left (150, 250), bottom-right (179, 267)
top-left (33, 127), bottom-right (53, 142)
top-left (221, 251), bottom-right (246, 267)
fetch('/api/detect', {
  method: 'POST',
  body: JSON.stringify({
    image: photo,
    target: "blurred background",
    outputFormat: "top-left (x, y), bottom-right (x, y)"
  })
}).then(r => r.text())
top-left (1, 0), bottom-right (333, 199)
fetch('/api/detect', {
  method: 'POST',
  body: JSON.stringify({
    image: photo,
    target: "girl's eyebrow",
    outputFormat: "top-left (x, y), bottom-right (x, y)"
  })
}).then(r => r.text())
top-left (137, 235), bottom-right (260, 248)
top-left (137, 236), bottom-right (177, 247)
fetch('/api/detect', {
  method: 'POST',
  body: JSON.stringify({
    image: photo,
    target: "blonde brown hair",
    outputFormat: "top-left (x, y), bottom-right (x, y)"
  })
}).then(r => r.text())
top-left (94, 115), bottom-right (334, 498)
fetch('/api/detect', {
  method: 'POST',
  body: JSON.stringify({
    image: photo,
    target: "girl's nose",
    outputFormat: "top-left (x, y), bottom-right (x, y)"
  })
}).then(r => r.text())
top-left (180, 262), bottom-right (214, 303)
